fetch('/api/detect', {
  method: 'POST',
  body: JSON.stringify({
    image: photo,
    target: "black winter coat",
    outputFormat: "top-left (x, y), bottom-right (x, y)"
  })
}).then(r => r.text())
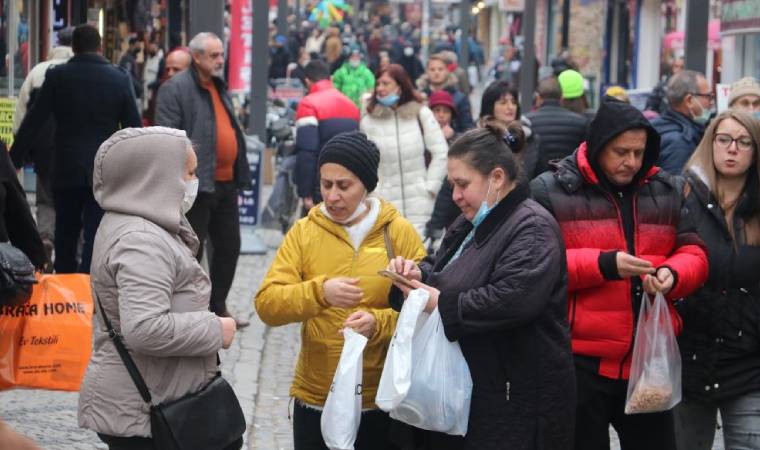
top-left (525, 100), bottom-right (587, 178)
top-left (13, 53), bottom-right (142, 188)
top-left (677, 170), bottom-right (760, 402)
top-left (0, 149), bottom-right (45, 269)
top-left (393, 184), bottom-right (576, 450)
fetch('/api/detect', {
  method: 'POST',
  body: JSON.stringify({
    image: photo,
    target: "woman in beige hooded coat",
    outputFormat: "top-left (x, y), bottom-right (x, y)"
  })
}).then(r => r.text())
top-left (78, 127), bottom-right (238, 450)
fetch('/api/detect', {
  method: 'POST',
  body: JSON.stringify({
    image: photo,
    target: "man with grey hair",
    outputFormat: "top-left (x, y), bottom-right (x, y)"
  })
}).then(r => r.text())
top-left (652, 69), bottom-right (712, 174)
top-left (156, 31), bottom-right (252, 328)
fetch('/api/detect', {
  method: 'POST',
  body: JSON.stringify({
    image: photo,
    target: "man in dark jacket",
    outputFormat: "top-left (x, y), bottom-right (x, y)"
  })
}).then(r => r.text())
top-left (531, 97), bottom-right (709, 450)
top-left (416, 53), bottom-right (474, 132)
top-left (155, 31), bottom-right (252, 327)
top-left (527, 76), bottom-right (587, 177)
top-left (13, 24), bottom-right (141, 274)
top-left (294, 60), bottom-right (359, 209)
top-left (118, 36), bottom-right (143, 100)
top-left (651, 70), bottom-right (712, 174)
top-left (11, 26), bottom-right (73, 269)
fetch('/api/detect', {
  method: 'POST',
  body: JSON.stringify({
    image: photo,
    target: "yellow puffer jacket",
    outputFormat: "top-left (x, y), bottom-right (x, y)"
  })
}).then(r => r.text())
top-left (255, 199), bottom-right (425, 409)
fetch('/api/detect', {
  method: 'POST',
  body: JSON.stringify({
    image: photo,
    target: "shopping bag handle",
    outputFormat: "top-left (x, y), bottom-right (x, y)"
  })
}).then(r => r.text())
top-left (383, 224), bottom-right (395, 260)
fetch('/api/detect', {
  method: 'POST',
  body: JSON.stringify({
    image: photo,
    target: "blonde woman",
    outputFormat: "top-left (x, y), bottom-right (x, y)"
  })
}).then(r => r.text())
top-left (675, 110), bottom-right (760, 450)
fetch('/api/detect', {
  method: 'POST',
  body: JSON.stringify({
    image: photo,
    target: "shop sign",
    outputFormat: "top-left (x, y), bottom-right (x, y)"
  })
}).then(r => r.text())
top-left (500, 0), bottom-right (524, 12)
top-left (0, 98), bottom-right (16, 147)
top-left (229, 0), bottom-right (253, 93)
top-left (722, 0), bottom-right (760, 35)
top-left (716, 83), bottom-right (732, 113)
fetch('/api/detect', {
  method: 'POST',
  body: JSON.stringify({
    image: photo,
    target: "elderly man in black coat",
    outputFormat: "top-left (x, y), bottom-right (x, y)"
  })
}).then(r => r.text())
top-left (12, 25), bottom-right (141, 274)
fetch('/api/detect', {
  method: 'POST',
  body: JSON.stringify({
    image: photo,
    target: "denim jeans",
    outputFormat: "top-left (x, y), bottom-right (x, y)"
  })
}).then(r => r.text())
top-left (674, 391), bottom-right (760, 450)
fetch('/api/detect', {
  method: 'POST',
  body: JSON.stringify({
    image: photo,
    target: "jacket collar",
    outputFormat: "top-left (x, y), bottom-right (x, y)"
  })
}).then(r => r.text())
top-left (369, 100), bottom-right (422, 119)
top-left (557, 142), bottom-right (660, 193)
top-left (308, 79), bottom-right (334, 94)
top-left (662, 108), bottom-right (705, 137)
top-left (539, 99), bottom-right (562, 108)
top-left (473, 183), bottom-right (530, 246)
top-left (307, 198), bottom-right (400, 247)
top-left (69, 52), bottom-right (109, 64)
top-left (685, 167), bottom-right (757, 238)
top-left (189, 64), bottom-right (228, 91)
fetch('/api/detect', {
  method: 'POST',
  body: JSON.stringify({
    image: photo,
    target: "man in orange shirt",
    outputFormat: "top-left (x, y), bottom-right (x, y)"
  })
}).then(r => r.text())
top-left (155, 32), bottom-right (252, 327)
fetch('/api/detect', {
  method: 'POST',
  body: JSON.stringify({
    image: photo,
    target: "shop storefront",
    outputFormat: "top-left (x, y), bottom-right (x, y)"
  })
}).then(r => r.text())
top-left (720, 0), bottom-right (760, 82)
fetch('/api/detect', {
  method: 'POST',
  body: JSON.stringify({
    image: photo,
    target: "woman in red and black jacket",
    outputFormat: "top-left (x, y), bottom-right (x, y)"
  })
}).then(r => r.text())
top-left (530, 97), bottom-right (708, 450)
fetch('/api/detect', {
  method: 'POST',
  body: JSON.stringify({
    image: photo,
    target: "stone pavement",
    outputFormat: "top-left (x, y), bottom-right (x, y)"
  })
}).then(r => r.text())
top-left (2, 173), bottom-right (725, 450)
top-left (0, 228), bottom-right (300, 450)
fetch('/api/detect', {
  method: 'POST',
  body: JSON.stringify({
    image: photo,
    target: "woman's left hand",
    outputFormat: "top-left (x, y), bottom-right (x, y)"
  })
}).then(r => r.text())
top-left (344, 310), bottom-right (377, 339)
top-left (400, 280), bottom-right (439, 313)
top-left (391, 279), bottom-right (440, 312)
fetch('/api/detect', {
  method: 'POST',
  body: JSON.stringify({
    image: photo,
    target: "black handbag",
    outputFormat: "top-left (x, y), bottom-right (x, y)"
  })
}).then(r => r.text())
top-left (0, 241), bottom-right (37, 307)
top-left (95, 294), bottom-right (246, 450)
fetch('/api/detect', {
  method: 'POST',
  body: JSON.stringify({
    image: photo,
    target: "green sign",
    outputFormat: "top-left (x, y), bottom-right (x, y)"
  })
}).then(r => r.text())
top-left (722, 0), bottom-right (760, 35)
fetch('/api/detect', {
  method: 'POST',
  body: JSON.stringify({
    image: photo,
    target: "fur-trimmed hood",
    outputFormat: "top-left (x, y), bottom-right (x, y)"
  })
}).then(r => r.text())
top-left (368, 100), bottom-right (423, 120)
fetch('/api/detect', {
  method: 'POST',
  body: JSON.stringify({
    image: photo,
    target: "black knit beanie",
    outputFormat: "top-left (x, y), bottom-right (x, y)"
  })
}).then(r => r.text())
top-left (318, 131), bottom-right (380, 192)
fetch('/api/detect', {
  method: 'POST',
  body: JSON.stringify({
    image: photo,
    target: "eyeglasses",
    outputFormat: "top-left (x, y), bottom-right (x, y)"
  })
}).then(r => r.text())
top-left (691, 92), bottom-right (715, 101)
top-left (714, 133), bottom-right (754, 151)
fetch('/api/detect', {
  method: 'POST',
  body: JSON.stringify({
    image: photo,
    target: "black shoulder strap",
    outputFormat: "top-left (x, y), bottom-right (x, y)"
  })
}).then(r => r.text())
top-left (383, 223), bottom-right (395, 260)
top-left (94, 293), bottom-right (153, 405)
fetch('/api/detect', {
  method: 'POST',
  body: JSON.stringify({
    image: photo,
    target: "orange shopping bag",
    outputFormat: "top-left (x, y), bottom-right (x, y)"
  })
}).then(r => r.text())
top-left (0, 274), bottom-right (93, 391)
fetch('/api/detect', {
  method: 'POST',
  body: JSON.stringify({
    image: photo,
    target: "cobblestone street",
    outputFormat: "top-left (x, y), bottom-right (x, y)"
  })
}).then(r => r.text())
top-left (0, 226), bottom-right (724, 450)
top-left (0, 229), bottom-right (304, 450)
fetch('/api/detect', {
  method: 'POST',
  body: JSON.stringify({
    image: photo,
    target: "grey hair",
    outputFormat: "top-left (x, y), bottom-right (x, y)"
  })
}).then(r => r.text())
top-left (667, 70), bottom-right (703, 105)
top-left (188, 32), bottom-right (221, 55)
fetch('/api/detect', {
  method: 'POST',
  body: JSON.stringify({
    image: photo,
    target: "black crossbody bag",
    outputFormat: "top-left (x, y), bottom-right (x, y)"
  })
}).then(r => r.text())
top-left (95, 294), bottom-right (246, 450)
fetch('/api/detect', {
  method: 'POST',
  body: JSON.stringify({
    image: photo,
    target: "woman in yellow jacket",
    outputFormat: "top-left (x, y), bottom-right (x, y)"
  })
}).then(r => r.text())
top-left (255, 131), bottom-right (426, 450)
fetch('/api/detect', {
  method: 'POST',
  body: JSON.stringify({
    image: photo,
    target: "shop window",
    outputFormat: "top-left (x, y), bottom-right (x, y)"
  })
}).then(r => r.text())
top-left (0, 0), bottom-right (33, 97)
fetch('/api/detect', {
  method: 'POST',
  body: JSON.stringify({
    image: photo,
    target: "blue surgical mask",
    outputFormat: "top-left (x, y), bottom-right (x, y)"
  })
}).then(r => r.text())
top-left (470, 177), bottom-right (498, 227)
top-left (377, 93), bottom-right (400, 107)
top-left (754, 111), bottom-right (760, 120)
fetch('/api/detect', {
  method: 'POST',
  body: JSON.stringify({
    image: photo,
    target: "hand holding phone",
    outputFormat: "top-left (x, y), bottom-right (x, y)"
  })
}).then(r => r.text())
top-left (377, 270), bottom-right (416, 289)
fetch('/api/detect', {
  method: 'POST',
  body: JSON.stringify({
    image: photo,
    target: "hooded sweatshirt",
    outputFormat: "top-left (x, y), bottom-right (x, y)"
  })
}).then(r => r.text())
top-left (586, 98), bottom-right (662, 281)
top-left (530, 98), bottom-right (708, 379)
top-left (79, 127), bottom-right (223, 437)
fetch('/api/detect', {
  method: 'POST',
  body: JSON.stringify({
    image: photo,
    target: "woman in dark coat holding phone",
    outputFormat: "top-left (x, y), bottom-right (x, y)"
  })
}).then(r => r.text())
top-left (387, 121), bottom-right (575, 450)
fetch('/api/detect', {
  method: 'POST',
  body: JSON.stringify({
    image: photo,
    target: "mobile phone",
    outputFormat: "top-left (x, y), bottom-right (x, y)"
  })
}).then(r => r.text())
top-left (377, 270), bottom-right (416, 288)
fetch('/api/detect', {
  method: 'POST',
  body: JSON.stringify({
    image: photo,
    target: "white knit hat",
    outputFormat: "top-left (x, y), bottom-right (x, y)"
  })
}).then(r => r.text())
top-left (728, 77), bottom-right (760, 106)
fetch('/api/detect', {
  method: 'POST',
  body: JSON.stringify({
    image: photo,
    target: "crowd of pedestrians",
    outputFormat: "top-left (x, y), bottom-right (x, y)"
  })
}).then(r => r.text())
top-left (3, 14), bottom-right (760, 450)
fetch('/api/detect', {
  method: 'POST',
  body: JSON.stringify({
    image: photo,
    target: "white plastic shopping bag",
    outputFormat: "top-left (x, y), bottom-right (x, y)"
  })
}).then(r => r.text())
top-left (624, 292), bottom-right (682, 414)
top-left (375, 289), bottom-right (429, 411)
top-left (391, 308), bottom-right (473, 436)
top-left (321, 328), bottom-right (369, 450)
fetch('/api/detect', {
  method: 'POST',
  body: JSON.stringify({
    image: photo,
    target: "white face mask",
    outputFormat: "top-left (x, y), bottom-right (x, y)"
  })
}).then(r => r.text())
top-left (323, 192), bottom-right (368, 225)
top-left (182, 179), bottom-right (199, 213)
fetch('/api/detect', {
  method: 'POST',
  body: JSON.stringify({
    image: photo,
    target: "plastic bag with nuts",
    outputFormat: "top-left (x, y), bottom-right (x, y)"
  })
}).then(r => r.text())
top-left (624, 292), bottom-right (682, 414)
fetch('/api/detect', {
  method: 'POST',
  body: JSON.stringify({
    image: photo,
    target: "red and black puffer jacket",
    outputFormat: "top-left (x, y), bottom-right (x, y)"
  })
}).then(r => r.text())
top-left (531, 143), bottom-right (708, 380)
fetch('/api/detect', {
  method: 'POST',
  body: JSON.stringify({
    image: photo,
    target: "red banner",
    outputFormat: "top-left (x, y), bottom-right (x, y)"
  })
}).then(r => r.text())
top-left (229, 0), bottom-right (253, 93)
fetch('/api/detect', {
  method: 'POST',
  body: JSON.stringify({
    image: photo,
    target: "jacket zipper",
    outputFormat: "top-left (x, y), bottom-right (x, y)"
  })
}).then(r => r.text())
top-left (569, 292), bottom-right (578, 331)
top-left (608, 191), bottom-right (640, 380)
top-left (394, 112), bottom-right (407, 216)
